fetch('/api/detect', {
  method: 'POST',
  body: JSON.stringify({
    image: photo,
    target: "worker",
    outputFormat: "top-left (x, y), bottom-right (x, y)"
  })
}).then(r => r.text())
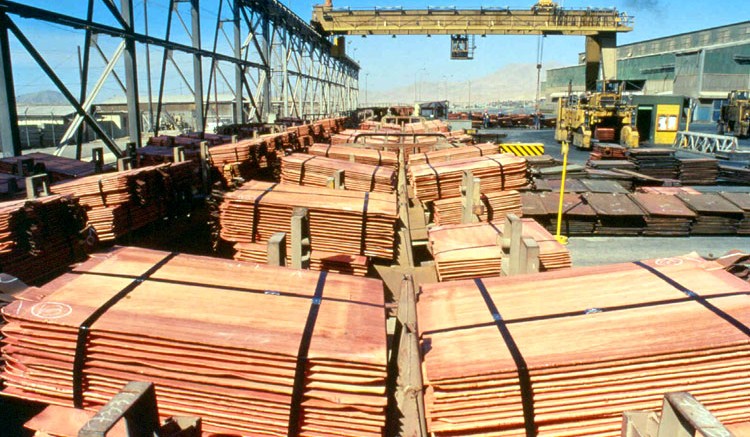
top-left (482, 110), bottom-right (490, 128)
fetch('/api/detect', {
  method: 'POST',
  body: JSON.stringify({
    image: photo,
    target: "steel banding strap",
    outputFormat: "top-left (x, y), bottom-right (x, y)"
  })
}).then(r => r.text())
top-left (377, 150), bottom-right (382, 166)
top-left (634, 261), bottom-right (750, 336)
top-left (369, 165), bottom-right (380, 192)
top-left (251, 183), bottom-right (278, 242)
top-left (472, 144), bottom-right (484, 156)
top-left (486, 156), bottom-right (506, 190)
top-left (325, 144), bottom-right (332, 157)
top-left (298, 156), bottom-right (316, 184)
top-left (287, 270), bottom-right (328, 437)
top-left (72, 251), bottom-right (178, 408)
top-left (360, 192), bottom-right (370, 256)
top-left (474, 278), bottom-right (536, 437)
top-left (426, 162), bottom-right (441, 198)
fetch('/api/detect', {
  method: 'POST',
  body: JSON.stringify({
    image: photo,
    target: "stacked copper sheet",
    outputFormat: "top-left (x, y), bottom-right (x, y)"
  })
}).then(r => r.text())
top-left (584, 192), bottom-right (645, 235)
top-left (677, 193), bottom-right (743, 234)
top-left (233, 242), bottom-right (369, 277)
top-left (218, 181), bottom-right (397, 259)
top-left (538, 192), bottom-right (597, 235)
top-left (433, 190), bottom-right (522, 226)
top-left (209, 137), bottom-right (279, 185)
top-left (520, 192), bottom-right (550, 228)
top-left (0, 153), bottom-right (97, 183)
top-left (720, 192), bottom-right (750, 234)
top-left (678, 157), bottom-right (719, 185)
top-left (417, 253), bottom-right (750, 436)
top-left (281, 154), bottom-right (395, 193)
top-left (49, 163), bottom-right (193, 242)
top-left (635, 186), bottom-right (701, 195)
top-left (627, 148), bottom-right (679, 179)
top-left (0, 246), bottom-right (387, 436)
top-left (409, 154), bottom-right (528, 203)
top-left (136, 145), bottom-right (201, 167)
top-left (718, 164), bottom-right (750, 184)
top-left (308, 143), bottom-right (398, 172)
top-left (428, 220), bottom-right (571, 282)
top-left (408, 143), bottom-right (498, 166)
top-left (0, 195), bottom-right (87, 284)
top-left (630, 193), bottom-right (697, 236)
top-left (588, 143), bottom-right (627, 161)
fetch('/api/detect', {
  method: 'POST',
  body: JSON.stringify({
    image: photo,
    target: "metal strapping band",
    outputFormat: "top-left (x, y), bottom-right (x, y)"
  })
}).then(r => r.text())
top-left (360, 192), bottom-right (370, 256)
top-left (369, 166), bottom-right (380, 192)
top-left (426, 162), bottom-right (441, 198)
top-left (72, 251), bottom-right (178, 408)
top-left (298, 156), bottom-right (316, 184)
top-left (472, 144), bottom-right (484, 156)
top-left (634, 261), bottom-right (750, 337)
top-left (377, 150), bottom-right (382, 166)
top-left (251, 183), bottom-right (278, 242)
top-left (325, 144), bottom-right (332, 157)
top-left (486, 156), bottom-right (506, 190)
top-left (287, 271), bottom-right (328, 436)
top-left (474, 278), bottom-right (536, 437)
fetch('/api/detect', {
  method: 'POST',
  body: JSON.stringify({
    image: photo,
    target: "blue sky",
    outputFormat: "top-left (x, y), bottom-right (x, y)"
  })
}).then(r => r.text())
top-left (7, 0), bottom-right (750, 100)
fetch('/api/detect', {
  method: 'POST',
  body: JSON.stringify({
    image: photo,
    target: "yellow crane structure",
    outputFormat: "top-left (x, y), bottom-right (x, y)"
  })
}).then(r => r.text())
top-left (312, 0), bottom-right (633, 90)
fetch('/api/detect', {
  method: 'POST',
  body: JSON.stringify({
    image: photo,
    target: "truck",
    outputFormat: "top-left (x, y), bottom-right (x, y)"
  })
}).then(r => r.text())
top-left (554, 81), bottom-right (639, 149)
top-left (718, 90), bottom-right (750, 138)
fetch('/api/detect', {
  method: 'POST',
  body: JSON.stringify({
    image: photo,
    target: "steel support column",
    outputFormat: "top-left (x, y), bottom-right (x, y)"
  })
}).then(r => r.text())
top-left (261, 15), bottom-right (271, 121)
top-left (0, 12), bottom-right (20, 157)
top-left (584, 36), bottom-right (602, 92)
top-left (599, 32), bottom-right (617, 82)
top-left (191, 0), bottom-right (204, 132)
top-left (121, 0), bottom-right (141, 147)
top-left (233, 0), bottom-right (244, 123)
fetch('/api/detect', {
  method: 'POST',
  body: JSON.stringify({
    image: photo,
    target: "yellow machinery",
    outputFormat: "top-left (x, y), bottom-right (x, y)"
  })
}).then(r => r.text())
top-left (555, 81), bottom-right (639, 149)
top-left (718, 90), bottom-right (750, 138)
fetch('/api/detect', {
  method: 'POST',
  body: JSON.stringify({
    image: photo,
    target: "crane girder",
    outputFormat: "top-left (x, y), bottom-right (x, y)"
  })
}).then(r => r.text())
top-left (311, 6), bottom-right (633, 36)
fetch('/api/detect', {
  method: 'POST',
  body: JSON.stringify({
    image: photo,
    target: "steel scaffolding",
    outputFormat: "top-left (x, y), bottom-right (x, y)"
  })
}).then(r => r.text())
top-left (0, 0), bottom-right (359, 157)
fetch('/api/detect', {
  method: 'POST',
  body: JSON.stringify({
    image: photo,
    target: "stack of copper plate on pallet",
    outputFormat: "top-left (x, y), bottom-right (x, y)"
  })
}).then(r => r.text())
top-left (593, 127), bottom-right (616, 142)
top-left (520, 192), bottom-right (550, 228)
top-left (49, 163), bottom-right (192, 242)
top-left (718, 164), bottom-right (750, 184)
top-left (209, 138), bottom-right (278, 185)
top-left (409, 154), bottom-right (527, 203)
top-left (0, 246), bottom-right (388, 436)
top-left (720, 192), bottom-right (750, 234)
top-left (524, 155), bottom-right (559, 171)
top-left (233, 243), bottom-right (369, 277)
top-left (0, 153), bottom-right (97, 183)
top-left (538, 192), bottom-right (597, 235)
top-left (432, 190), bottom-right (522, 226)
top-left (417, 254), bottom-right (750, 436)
top-left (630, 193), bottom-right (696, 236)
top-left (219, 181), bottom-right (397, 259)
top-left (408, 143), bottom-right (498, 166)
top-left (428, 220), bottom-right (571, 282)
top-left (677, 193), bottom-right (743, 234)
top-left (281, 154), bottom-right (395, 193)
top-left (136, 145), bottom-right (201, 166)
top-left (627, 148), bottom-right (679, 179)
top-left (308, 143), bottom-right (398, 172)
top-left (588, 143), bottom-right (627, 161)
top-left (678, 157), bottom-right (719, 185)
top-left (584, 193), bottom-right (645, 235)
top-left (636, 186), bottom-right (701, 195)
top-left (0, 195), bottom-right (88, 284)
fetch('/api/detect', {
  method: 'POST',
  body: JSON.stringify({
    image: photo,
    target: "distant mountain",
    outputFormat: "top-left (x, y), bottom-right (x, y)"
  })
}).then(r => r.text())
top-left (16, 90), bottom-right (67, 105)
top-left (366, 61), bottom-right (563, 107)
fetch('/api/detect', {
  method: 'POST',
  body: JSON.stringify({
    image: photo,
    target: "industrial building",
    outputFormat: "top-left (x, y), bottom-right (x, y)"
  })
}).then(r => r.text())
top-left (544, 21), bottom-right (750, 121)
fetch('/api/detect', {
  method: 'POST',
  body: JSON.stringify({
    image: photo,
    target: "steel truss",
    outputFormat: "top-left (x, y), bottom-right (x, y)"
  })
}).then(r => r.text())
top-left (0, 0), bottom-right (359, 158)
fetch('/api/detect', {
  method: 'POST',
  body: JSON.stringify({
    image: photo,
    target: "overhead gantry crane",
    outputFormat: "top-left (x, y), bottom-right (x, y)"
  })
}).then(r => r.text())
top-left (312, 0), bottom-right (633, 91)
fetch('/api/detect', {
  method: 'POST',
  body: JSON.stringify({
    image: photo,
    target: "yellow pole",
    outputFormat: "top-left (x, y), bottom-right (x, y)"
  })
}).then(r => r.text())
top-left (555, 140), bottom-right (569, 245)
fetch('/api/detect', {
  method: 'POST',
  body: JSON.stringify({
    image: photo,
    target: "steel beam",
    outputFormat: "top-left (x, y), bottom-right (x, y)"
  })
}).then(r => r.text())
top-left (261, 15), bottom-right (271, 121)
top-left (121, 0), bottom-right (141, 147)
top-left (0, 1), bottom-right (265, 70)
top-left (191, 0), bottom-right (204, 132)
top-left (585, 35), bottom-right (602, 92)
top-left (233, 0), bottom-right (244, 124)
top-left (0, 11), bottom-right (20, 157)
top-left (75, 0), bottom-right (95, 159)
top-left (5, 16), bottom-right (121, 157)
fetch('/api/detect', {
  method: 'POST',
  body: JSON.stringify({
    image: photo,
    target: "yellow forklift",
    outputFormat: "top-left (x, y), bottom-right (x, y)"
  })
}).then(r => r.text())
top-left (718, 89), bottom-right (750, 138)
top-left (555, 81), bottom-right (640, 149)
